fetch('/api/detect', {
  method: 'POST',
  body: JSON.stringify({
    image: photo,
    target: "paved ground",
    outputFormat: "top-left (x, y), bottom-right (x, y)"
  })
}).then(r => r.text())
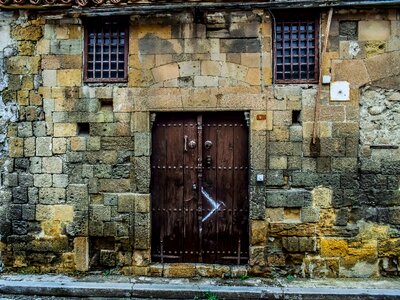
top-left (0, 273), bottom-right (400, 299)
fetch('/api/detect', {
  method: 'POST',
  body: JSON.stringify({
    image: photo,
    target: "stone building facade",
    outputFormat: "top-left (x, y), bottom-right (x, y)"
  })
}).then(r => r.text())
top-left (0, 0), bottom-right (399, 278)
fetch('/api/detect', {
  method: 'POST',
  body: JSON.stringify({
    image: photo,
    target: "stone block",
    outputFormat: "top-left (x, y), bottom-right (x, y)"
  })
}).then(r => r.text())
top-left (8, 137), bottom-right (24, 158)
top-left (12, 187), bottom-right (28, 204)
top-left (134, 133), bottom-right (150, 156)
top-left (21, 205), bottom-right (35, 221)
top-left (266, 170), bottom-right (285, 187)
top-left (57, 69), bottom-right (82, 87)
top-left (42, 157), bottom-right (63, 174)
top-left (134, 224), bottom-right (150, 250)
top-left (4, 174), bottom-right (18, 187)
top-left (301, 207), bottom-right (320, 223)
top-left (34, 174), bottom-right (52, 188)
top-left (269, 156), bottom-right (287, 170)
top-left (93, 164), bottom-right (112, 179)
top-left (18, 173), bottom-right (33, 187)
top-left (332, 59), bottom-right (370, 88)
top-left (250, 220), bottom-right (267, 246)
top-left (90, 205), bottom-right (111, 222)
top-left (22, 137), bottom-right (35, 157)
top-left (152, 63), bottom-right (180, 83)
top-left (36, 137), bottom-right (52, 157)
top-left (273, 110), bottom-right (292, 126)
top-left (196, 264), bottom-right (230, 278)
top-left (17, 122), bottom-right (33, 138)
top-left (331, 157), bottom-right (357, 172)
top-left (320, 238), bottom-right (348, 257)
top-left (320, 138), bottom-right (346, 157)
top-left (52, 205), bottom-right (74, 222)
top-left (74, 237), bottom-right (89, 271)
top-left (359, 21), bottom-right (390, 41)
top-left (39, 188), bottom-right (66, 204)
top-left (201, 60), bottom-right (221, 76)
top-left (178, 61), bottom-right (200, 77)
top-left (282, 237), bottom-right (299, 252)
top-left (67, 184), bottom-right (88, 208)
top-left (163, 263), bottom-right (196, 277)
top-left (220, 38), bottom-right (261, 53)
top-left (6, 56), bottom-right (40, 75)
top-left (194, 76), bottom-right (218, 87)
top-left (118, 193), bottom-right (134, 213)
top-left (135, 194), bottom-right (150, 213)
top-left (365, 51), bottom-right (400, 82)
top-left (33, 121), bottom-right (46, 137)
top-left (69, 137), bottom-right (86, 152)
top-left (41, 55), bottom-right (82, 69)
top-left (53, 174), bottom-right (69, 188)
top-left (131, 112), bottom-right (149, 133)
top-left (53, 123), bottom-right (77, 137)
top-left (299, 237), bottom-right (316, 252)
top-left (12, 25), bottom-right (42, 41)
top-left (0, 190), bottom-right (12, 204)
top-left (332, 122), bottom-right (358, 138)
top-left (266, 190), bottom-right (286, 208)
top-left (265, 208), bottom-right (284, 222)
top-left (50, 40), bottom-right (82, 55)
top-left (53, 138), bottom-right (67, 154)
top-left (87, 137), bottom-right (101, 151)
top-left (241, 53), bottom-right (261, 68)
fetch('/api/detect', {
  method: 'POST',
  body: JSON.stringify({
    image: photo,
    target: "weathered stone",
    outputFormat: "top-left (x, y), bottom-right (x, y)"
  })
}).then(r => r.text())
top-left (359, 21), bottom-right (390, 41)
top-left (320, 238), bottom-right (348, 257)
top-left (12, 187), bottom-right (28, 204)
top-left (250, 220), bottom-right (267, 246)
top-left (12, 25), bottom-right (42, 41)
top-left (42, 157), bottom-right (63, 174)
top-left (36, 137), bottom-right (52, 157)
top-left (74, 237), bottom-right (89, 271)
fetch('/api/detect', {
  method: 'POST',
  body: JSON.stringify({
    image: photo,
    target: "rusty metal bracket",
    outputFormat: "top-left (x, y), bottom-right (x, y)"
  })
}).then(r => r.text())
top-left (312, 7), bottom-right (334, 144)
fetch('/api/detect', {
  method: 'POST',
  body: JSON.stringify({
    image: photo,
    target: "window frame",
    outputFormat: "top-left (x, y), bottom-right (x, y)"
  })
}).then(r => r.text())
top-left (83, 17), bottom-right (129, 83)
top-left (273, 11), bottom-right (320, 84)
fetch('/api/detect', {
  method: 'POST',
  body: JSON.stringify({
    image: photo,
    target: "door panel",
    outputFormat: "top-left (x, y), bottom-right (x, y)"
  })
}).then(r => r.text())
top-left (151, 112), bottom-right (248, 264)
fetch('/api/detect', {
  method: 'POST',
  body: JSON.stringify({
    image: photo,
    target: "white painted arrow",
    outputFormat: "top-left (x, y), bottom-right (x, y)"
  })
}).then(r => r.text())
top-left (201, 187), bottom-right (224, 222)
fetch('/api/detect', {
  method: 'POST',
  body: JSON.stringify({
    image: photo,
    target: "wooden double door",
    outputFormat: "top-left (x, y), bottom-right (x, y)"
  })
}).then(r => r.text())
top-left (151, 112), bottom-right (249, 264)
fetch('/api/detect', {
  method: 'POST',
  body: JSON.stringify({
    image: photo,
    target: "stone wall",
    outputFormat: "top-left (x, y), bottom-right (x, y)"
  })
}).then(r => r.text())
top-left (0, 7), bottom-right (399, 278)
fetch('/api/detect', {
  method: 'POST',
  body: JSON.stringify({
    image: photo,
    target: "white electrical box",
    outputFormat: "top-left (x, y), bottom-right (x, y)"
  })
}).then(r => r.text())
top-left (322, 75), bottom-right (331, 84)
top-left (256, 174), bottom-right (264, 182)
top-left (330, 81), bottom-right (350, 101)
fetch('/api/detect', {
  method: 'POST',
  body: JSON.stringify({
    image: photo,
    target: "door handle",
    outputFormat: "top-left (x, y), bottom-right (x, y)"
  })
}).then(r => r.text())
top-left (192, 183), bottom-right (197, 190)
top-left (184, 135), bottom-right (188, 152)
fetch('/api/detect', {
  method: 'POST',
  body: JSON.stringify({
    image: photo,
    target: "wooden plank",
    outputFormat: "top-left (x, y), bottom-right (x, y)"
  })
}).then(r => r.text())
top-left (151, 116), bottom-right (167, 262)
top-left (183, 115), bottom-right (199, 262)
top-left (201, 114), bottom-right (218, 263)
top-left (233, 115), bottom-right (249, 262)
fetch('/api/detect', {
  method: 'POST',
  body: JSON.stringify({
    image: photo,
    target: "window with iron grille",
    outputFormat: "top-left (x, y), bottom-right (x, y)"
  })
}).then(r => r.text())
top-left (84, 18), bottom-right (128, 82)
top-left (273, 12), bottom-right (319, 83)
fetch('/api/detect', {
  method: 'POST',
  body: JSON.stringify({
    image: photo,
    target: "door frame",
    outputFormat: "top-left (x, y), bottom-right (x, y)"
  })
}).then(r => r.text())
top-left (149, 111), bottom-right (251, 265)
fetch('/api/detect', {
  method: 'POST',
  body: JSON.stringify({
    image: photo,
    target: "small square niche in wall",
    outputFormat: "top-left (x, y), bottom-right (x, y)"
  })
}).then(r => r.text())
top-left (330, 81), bottom-right (350, 101)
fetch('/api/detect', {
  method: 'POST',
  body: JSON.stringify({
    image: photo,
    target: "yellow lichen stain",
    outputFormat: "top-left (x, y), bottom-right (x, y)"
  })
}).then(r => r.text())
top-left (378, 238), bottom-right (400, 257)
top-left (319, 209), bottom-right (336, 228)
top-left (42, 220), bottom-right (62, 237)
top-left (60, 252), bottom-right (76, 272)
top-left (356, 220), bottom-right (389, 241)
top-left (320, 238), bottom-right (348, 257)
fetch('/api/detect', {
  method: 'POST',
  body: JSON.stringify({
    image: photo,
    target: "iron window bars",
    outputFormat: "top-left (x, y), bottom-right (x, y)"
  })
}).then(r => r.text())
top-left (273, 12), bottom-right (319, 83)
top-left (84, 18), bottom-right (128, 82)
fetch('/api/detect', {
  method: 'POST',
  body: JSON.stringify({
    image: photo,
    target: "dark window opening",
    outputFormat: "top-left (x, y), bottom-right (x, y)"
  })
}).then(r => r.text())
top-left (84, 18), bottom-right (128, 83)
top-left (78, 123), bottom-right (90, 136)
top-left (273, 11), bottom-right (319, 83)
top-left (100, 99), bottom-right (113, 111)
top-left (292, 110), bottom-right (301, 124)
